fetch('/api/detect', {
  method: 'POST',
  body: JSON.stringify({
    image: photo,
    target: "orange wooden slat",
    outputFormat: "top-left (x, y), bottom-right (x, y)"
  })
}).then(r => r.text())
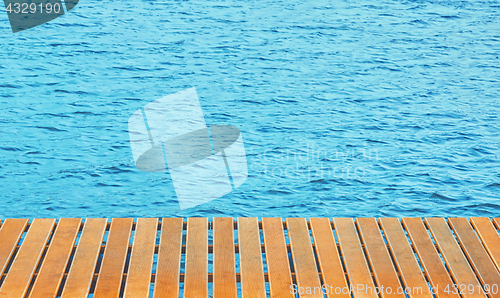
top-left (184, 217), bottom-right (208, 298)
top-left (470, 217), bottom-right (500, 271)
top-left (123, 218), bottom-right (158, 298)
top-left (0, 218), bottom-right (55, 298)
top-left (425, 218), bottom-right (485, 298)
top-left (333, 218), bottom-right (378, 298)
top-left (356, 218), bottom-right (404, 298)
top-left (29, 218), bottom-right (82, 298)
top-left (379, 218), bottom-right (433, 298)
top-left (286, 218), bottom-right (322, 298)
top-left (153, 217), bottom-right (183, 298)
top-left (213, 217), bottom-right (237, 298)
top-left (0, 219), bottom-right (29, 276)
top-left (61, 218), bottom-right (107, 298)
top-left (238, 217), bottom-right (266, 298)
top-left (262, 217), bottom-right (293, 298)
top-left (93, 218), bottom-right (133, 298)
top-left (309, 218), bottom-right (349, 298)
top-left (449, 218), bottom-right (500, 297)
top-left (402, 218), bottom-right (458, 298)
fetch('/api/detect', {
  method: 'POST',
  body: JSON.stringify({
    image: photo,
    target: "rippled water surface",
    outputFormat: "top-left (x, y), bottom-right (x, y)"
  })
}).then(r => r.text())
top-left (0, 0), bottom-right (499, 218)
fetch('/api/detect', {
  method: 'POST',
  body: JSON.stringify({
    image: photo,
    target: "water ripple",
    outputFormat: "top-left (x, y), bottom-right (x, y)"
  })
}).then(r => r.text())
top-left (0, 0), bottom-right (499, 218)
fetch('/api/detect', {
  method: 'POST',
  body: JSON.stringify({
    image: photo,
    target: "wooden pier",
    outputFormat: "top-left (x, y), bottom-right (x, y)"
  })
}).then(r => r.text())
top-left (0, 217), bottom-right (499, 297)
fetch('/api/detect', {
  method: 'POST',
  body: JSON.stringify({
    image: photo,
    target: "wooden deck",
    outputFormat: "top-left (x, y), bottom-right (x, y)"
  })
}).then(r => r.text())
top-left (0, 217), bottom-right (499, 297)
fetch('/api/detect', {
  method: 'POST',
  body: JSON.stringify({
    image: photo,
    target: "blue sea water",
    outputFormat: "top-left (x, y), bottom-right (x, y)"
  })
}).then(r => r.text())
top-left (0, 0), bottom-right (499, 219)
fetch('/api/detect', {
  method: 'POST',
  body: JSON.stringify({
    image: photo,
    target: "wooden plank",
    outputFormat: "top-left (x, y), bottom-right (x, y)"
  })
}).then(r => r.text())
top-left (286, 218), bottom-right (322, 298)
top-left (0, 219), bottom-right (29, 276)
top-left (494, 218), bottom-right (500, 230)
top-left (356, 218), bottom-right (404, 298)
top-left (238, 217), bottom-right (266, 298)
top-left (402, 218), bottom-right (458, 298)
top-left (309, 218), bottom-right (349, 298)
top-left (379, 218), bottom-right (433, 298)
top-left (262, 217), bottom-right (293, 298)
top-left (213, 217), bottom-right (237, 298)
top-left (448, 218), bottom-right (500, 298)
top-left (123, 218), bottom-right (158, 298)
top-left (93, 218), bottom-right (133, 298)
top-left (61, 218), bottom-right (107, 298)
top-left (0, 218), bottom-right (55, 298)
top-left (184, 217), bottom-right (208, 298)
top-left (333, 218), bottom-right (378, 298)
top-left (29, 218), bottom-right (81, 298)
top-left (470, 217), bottom-right (500, 271)
top-left (425, 218), bottom-right (485, 298)
top-left (153, 217), bottom-right (183, 298)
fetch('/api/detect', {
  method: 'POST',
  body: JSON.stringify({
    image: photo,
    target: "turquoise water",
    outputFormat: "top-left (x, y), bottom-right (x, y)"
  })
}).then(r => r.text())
top-left (0, 0), bottom-right (499, 218)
